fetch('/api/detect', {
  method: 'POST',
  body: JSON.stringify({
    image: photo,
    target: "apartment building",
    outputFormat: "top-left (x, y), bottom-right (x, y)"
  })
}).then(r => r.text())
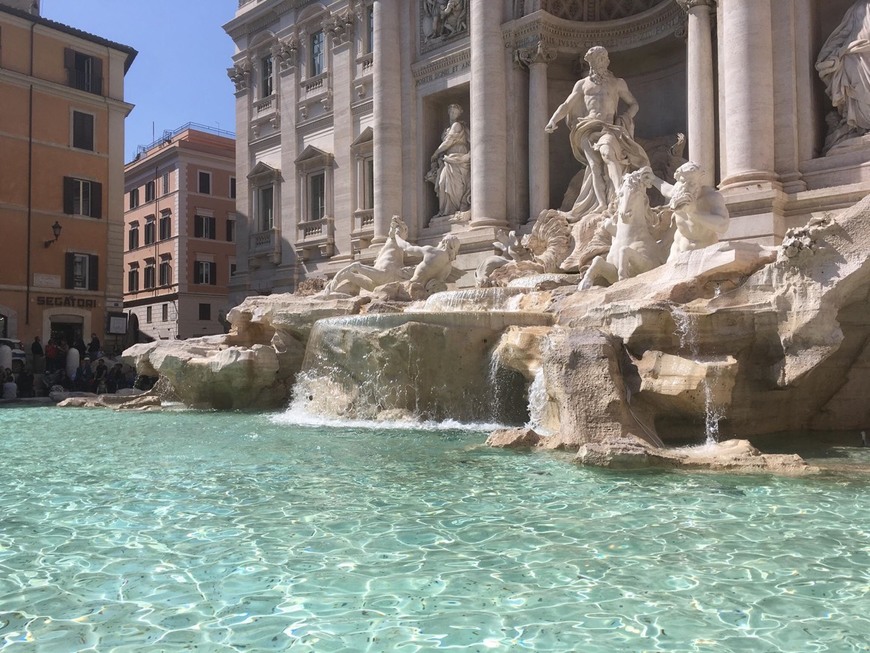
top-left (0, 0), bottom-right (136, 352)
top-left (123, 125), bottom-right (237, 340)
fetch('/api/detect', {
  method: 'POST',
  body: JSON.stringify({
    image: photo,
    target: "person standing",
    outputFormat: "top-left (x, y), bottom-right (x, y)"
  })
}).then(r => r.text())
top-left (87, 333), bottom-right (102, 360)
top-left (31, 335), bottom-right (44, 373)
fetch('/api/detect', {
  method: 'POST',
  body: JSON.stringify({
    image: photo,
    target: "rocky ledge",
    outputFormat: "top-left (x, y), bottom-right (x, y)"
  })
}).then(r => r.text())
top-left (486, 428), bottom-right (819, 476)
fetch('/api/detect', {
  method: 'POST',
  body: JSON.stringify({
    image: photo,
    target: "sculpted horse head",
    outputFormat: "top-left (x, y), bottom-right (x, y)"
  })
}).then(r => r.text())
top-left (601, 166), bottom-right (665, 278)
top-left (615, 167), bottom-right (654, 226)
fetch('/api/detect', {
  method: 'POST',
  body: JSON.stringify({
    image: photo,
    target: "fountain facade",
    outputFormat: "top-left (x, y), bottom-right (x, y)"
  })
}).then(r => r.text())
top-left (120, 2), bottom-right (870, 472)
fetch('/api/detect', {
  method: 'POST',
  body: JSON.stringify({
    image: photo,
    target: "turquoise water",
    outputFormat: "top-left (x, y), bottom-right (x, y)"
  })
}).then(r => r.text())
top-left (0, 408), bottom-right (869, 652)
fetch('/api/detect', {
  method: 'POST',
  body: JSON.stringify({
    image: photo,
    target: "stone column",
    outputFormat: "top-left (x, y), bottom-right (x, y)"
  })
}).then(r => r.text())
top-left (718, 0), bottom-right (777, 189)
top-left (372, 0), bottom-right (402, 243)
top-left (469, 0), bottom-right (508, 228)
top-left (677, 0), bottom-right (716, 186)
top-left (519, 41), bottom-right (556, 220)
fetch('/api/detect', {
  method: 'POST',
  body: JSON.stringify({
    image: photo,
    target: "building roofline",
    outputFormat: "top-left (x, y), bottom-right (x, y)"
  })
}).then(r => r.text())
top-left (0, 4), bottom-right (138, 71)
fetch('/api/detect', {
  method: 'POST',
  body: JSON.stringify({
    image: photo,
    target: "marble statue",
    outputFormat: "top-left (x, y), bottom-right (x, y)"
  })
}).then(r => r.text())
top-left (644, 162), bottom-right (729, 259)
top-left (475, 230), bottom-right (531, 287)
top-left (396, 232), bottom-right (461, 289)
top-left (320, 216), bottom-right (410, 296)
top-left (817, 0), bottom-right (870, 152)
top-left (545, 46), bottom-right (650, 217)
top-left (476, 211), bottom-right (573, 287)
top-left (426, 104), bottom-right (471, 217)
top-left (424, 0), bottom-right (467, 40)
top-left (579, 167), bottom-right (666, 290)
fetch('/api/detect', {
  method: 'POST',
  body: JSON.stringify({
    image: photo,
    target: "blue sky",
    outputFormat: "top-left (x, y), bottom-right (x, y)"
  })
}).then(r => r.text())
top-left (43, 0), bottom-right (238, 161)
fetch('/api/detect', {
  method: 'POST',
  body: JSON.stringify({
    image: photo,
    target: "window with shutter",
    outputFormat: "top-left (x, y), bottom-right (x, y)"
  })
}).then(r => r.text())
top-left (159, 212), bottom-right (171, 240)
top-left (63, 177), bottom-right (101, 218)
top-left (198, 171), bottom-right (211, 194)
top-left (144, 217), bottom-right (155, 245)
top-left (127, 268), bottom-right (139, 292)
top-left (65, 253), bottom-right (97, 290)
top-left (64, 49), bottom-right (103, 94)
top-left (72, 111), bottom-right (94, 151)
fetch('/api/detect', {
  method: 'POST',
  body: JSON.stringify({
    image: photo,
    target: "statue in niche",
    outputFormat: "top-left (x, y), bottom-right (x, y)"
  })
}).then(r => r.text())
top-left (545, 46), bottom-right (650, 218)
top-left (817, 0), bottom-right (870, 152)
top-left (426, 103), bottom-right (471, 218)
top-left (424, 0), bottom-right (467, 41)
top-left (319, 216), bottom-right (411, 297)
top-left (643, 162), bottom-right (729, 260)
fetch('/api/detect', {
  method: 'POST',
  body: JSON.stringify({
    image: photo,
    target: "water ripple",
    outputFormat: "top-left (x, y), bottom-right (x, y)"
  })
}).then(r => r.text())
top-left (0, 408), bottom-right (868, 652)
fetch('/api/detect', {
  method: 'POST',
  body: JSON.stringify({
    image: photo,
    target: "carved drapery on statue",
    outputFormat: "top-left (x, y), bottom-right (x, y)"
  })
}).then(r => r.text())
top-left (545, 46), bottom-right (650, 219)
top-left (817, 0), bottom-right (870, 152)
top-left (426, 104), bottom-right (471, 219)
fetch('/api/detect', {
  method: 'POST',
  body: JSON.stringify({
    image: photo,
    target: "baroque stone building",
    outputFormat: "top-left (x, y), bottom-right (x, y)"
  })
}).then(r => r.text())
top-left (224, 0), bottom-right (869, 299)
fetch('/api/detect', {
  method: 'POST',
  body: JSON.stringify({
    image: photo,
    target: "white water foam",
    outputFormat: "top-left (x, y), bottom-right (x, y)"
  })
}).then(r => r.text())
top-left (270, 404), bottom-right (507, 433)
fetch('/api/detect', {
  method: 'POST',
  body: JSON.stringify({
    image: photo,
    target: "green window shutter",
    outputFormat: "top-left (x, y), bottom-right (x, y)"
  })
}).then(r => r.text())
top-left (88, 255), bottom-right (99, 290)
top-left (64, 48), bottom-right (75, 86)
top-left (91, 181), bottom-right (102, 218)
top-left (62, 177), bottom-right (75, 214)
top-left (64, 253), bottom-right (75, 289)
top-left (209, 262), bottom-right (217, 285)
top-left (91, 57), bottom-right (103, 95)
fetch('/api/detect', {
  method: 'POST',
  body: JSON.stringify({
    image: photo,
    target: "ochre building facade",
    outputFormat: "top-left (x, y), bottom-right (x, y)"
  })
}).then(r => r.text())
top-left (123, 126), bottom-right (237, 340)
top-left (0, 2), bottom-right (135, 350)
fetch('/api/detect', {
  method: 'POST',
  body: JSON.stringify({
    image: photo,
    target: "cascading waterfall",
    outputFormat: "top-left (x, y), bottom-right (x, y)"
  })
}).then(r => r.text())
top-left (291, 310), bottom-right (552, 424)
top-left (671, 305), bottom-right (722, 445)
top-left (525, 367), bottom-right (552, 435)
top-left (422, 287), bottom-right (530, 313)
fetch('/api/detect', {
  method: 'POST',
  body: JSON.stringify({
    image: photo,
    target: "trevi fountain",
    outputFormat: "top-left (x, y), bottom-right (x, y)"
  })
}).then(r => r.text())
top-left (4, 1), bottom-right (870, 650)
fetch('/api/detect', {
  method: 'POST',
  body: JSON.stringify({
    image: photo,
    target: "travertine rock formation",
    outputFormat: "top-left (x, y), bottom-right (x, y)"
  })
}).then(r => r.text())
top-left (123, 294), bottom-right (367, 410)
top-left (123, 194), bottom-right (870, 473)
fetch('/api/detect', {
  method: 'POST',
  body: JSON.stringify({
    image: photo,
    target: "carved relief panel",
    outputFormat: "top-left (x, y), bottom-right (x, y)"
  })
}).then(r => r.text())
top-left (420, 0), bottom-right (469, 54)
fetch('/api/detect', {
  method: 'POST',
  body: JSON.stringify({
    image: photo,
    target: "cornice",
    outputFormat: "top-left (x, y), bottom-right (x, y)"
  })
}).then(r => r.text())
top-left (675, 0), bottom-right (716, 12)
top-left (412, 47), bottom-right (471, 87)
top-left (503, 3), bottom-right (685, 54)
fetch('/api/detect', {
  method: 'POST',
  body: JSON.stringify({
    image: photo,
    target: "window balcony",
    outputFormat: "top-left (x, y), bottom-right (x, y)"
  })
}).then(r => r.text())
top-left (253, 93), bottom-right (276, 116)
top-left (301, 72), bottom-right (329, 102)
top-left (296, 216), bottom-right (335, 260)
top-left (248, 228), bottom-right (281, 265)
top-left (351, 209), bottom-right (374, 252)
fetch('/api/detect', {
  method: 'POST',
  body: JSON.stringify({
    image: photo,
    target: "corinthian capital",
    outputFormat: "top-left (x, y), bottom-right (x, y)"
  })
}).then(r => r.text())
top-left (676, 0), bottom-right (716, 12)
top-left (516, 40), bottom-right (557, 69)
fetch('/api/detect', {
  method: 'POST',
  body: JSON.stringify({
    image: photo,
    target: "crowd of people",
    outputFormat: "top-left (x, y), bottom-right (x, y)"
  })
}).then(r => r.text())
top-left (1, 332), bottom-right (139, 400)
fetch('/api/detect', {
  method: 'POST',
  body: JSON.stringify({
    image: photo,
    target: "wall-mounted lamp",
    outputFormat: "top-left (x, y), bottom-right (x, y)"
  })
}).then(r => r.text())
top-left (44, 221), bottom-right (62, 248)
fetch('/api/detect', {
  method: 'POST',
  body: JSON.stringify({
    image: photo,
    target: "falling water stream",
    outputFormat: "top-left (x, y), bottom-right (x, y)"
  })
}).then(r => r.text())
top-left (671, 305), bottom-right (723, 445)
